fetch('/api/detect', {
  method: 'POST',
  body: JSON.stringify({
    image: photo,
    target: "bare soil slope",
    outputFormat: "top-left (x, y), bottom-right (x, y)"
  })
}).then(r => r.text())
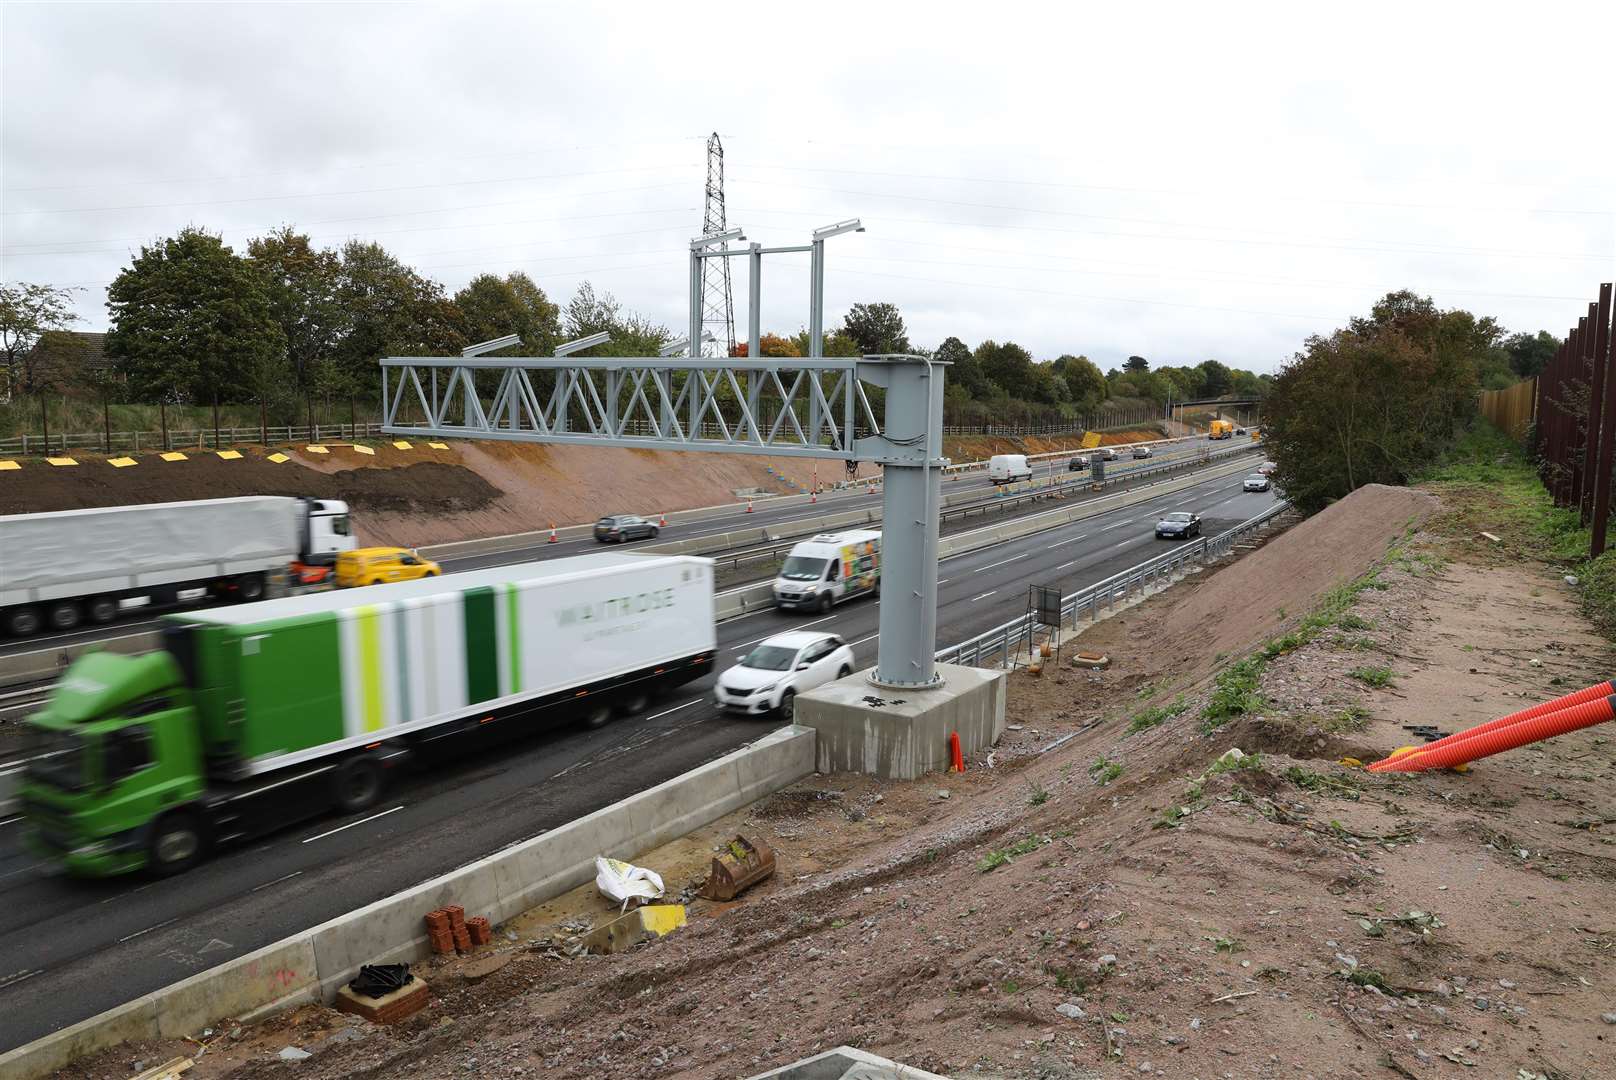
top-left (67, 483), bottom-right (1616, 1080)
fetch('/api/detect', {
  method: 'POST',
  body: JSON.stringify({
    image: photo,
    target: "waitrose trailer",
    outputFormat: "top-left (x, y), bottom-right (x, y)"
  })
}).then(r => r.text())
top-left (20, 552), bottom-right (716, 876)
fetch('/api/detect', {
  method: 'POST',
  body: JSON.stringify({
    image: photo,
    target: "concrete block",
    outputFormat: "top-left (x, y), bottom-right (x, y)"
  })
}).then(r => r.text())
top-left (744, 1045), bottom-right (950, 1080)
top-left (0, 998), bottom-right (159, 1080)
top-left (155, 936), bottom-right (320, 1038)
top-left (794, 664), bottom-right (1006, 780)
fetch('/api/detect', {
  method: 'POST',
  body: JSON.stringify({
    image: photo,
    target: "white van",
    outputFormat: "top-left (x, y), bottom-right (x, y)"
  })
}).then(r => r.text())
top-left (988, 454), bottom-right (1032, 484)
top-left (772, 530), bottom-right (881, 611)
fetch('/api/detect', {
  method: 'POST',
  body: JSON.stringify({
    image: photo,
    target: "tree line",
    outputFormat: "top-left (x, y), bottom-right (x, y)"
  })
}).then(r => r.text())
top-left (1261, 289), bottom-right (1561, 513)
top-left (15, 228), bottom-right (1557, 447)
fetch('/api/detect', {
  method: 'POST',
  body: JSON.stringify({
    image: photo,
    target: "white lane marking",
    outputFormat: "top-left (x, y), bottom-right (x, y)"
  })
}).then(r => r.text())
top-left (645, 699), bottom-right (700, 722)
top-left (1115, 540), bottom-right (1133, 548)
top-left (0, 861), bottom-right (45, 882)
top-left (0, 815), bottom-right (20, 829)
top-left (0, 969), bottom-right (41, 990)
top-left (732, 614), bottom-right (834, 651)
top-left (848, 631), bottom-right (880, 648)
top-left (936, 578), bottom-right (949, 585)
top-left (250, 870), bottom-right (303, 893)
top-left (118, 917), bottom-right (177, 943)
top-left (300, 805), bottom-right (404, 844)
top-left (968, 590), bottom-right (996, 602)
top-left (100, 880), bottom-right (158, 905)
top-left (1099, 519), bottom-right (1133, 532)
top-left (975, 552), bottom-right (1029, 573)
top-left (1050, 533), bottom-right (1089, 546)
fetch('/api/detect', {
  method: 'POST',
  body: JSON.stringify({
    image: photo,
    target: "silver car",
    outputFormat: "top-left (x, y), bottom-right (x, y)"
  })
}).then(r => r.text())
top-left (1243, 474), bottom-right (1271, 492)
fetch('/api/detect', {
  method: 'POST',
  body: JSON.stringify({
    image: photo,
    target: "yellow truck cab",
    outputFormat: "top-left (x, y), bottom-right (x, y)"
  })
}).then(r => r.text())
top-left (335, 547), bottom-right (441, 588)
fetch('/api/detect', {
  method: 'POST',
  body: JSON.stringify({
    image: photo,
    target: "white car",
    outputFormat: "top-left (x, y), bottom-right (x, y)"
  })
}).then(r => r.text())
top-left (1097, 446), bottom-right (1121, 461)
top-left (714, 630), bottom-right (855, 720)
top-left (1243, 474), bottom-right (1271, 492)
top-left (1132, 445), bottom-right (1153, 459)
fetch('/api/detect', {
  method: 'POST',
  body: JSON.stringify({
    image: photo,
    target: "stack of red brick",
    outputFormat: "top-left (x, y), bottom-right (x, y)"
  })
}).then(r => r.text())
top-left (424, 904), bottom-right (494, 955)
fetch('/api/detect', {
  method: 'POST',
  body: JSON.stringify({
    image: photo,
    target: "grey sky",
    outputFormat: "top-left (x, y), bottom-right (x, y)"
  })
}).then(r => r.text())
top-left (3, 0), bottom-right (1613, 373)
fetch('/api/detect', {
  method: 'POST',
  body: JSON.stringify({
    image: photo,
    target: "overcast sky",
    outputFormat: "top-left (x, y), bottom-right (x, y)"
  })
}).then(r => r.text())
top-left (4, 1), bottom-right (1614, 374)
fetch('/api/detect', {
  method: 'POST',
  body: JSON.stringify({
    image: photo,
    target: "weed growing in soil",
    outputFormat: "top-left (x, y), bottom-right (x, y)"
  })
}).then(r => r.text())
top-left (978, 835), bottom-right (1048, 872)
top-left (1336, 613), bottom-right (1373, 631)
top-left (1206, 750), bottom-right (1264, 778)
top-left (1285, 765), bottom-right (1362, 799)
top-left (1349, 665), bottom-right (1395, 688)
top-left (1026, 781), bottom-right (1049, 807)
top-left (1201, 656), bottom-right (1268, 732)
top-left (1089, 757), bottom-right (1123, 785)
top-left (1127, 697), bottom-right (1187, 734)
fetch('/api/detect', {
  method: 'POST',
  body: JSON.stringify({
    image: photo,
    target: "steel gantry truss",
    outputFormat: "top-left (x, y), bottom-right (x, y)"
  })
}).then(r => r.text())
top-left (381, 356), bottom-right (882, 459)
top-left (380, 220), bottom-right (951, 689)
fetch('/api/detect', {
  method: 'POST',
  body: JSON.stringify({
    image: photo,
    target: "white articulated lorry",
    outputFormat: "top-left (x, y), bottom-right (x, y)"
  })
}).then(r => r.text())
top-left (0, 496), bottom-right (356, 636)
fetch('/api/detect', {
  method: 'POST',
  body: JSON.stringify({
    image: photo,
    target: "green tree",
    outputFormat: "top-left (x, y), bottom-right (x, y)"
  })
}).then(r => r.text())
top-left (974, 339), bottom-right (1036, 398)
top-left (1503, 330), bottom-right (1558, 379)
top-left (454, 271), bottom-right (560, 356)
top-left (1124, 354), bottom-right (1149, 372)
top-left (1262, 291), bottom-right (1485, 512)
top-left (1054, 354), bottom-right (1107, 413)
top-left (1, 282), bottom-right (80, 400)
top-left (106, 227), bottom-right (285, 443)
top-left (840, 302), bottom-right (910, 354)
top-left (247, 226), bottom-right (346, 431)
top-left (333, 240), bottom-right (464, 420)
top-left (1196, 359), bottom-right (1233, 397)
top-left (562, 281), bottom-right (669, 356)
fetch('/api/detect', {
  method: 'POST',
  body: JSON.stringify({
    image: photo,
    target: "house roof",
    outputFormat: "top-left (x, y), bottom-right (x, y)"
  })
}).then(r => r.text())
top-left (27, 331), bottom-right (109, 372)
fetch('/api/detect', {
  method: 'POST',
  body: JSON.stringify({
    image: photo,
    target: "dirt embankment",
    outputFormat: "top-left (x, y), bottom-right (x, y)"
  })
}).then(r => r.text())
top-left (945, 423), bottom-right (1168, 462)
top-left (75, 480), bottom-right (1616, 1080)
top-left (0, 441), bottom-right (850, 548)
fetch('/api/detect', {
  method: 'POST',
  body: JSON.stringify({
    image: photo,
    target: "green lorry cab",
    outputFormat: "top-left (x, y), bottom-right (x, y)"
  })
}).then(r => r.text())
top-left (20, 554), bottom-right (718, 877)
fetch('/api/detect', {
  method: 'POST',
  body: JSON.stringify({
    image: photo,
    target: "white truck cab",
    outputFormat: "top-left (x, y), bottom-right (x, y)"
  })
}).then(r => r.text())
top-left (988, 454), bottom-right (1032, 484)
top-left (300, 498), bottom-right (357, 566)
top-left (772, 530), bottom-right (881, 612)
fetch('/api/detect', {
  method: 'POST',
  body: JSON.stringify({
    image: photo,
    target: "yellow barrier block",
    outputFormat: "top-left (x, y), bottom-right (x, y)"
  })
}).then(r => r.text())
top-left (159, 451), bottom-right (187, 462)
top-left (267, 452), bottom-right (290, 464)
top-left (306, 445), bottom-right (329, 454)
top-left (0, 460), bottom-right (19, 471)
top-left (109, 457), bottom-right (138, 468)
top-left (428, 441), bottom-right (449, 450)
top-left (352, 444), bottom-right (376, 456)
top-left (216, 449), bottom-right (243, 460)
top-left (47, 457), bottom-right (78, 466)
top-left (583, 904), bottom-right (687, 954)
top-left (392, 440), bottom-right (412, 450)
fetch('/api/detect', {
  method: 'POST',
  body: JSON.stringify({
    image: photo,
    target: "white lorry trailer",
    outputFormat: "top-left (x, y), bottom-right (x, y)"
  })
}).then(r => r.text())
top-left (771, 530), bottom-right (881, 611)
top-left (0, 496), bottom-right (356, 636)
top-left (20, 551), bottom-right (717, 875)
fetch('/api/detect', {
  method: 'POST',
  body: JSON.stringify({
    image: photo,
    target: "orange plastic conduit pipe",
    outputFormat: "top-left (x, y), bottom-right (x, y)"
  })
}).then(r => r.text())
top-left (1370, 694), bottom-right (1616, 772)
top-left (1366, 677), bottom-right (1614, 773)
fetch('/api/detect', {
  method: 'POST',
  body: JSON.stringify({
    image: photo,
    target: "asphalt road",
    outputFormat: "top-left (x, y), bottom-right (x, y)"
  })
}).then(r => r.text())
top-left (0, 434), bottom-right (1230, 663)
top-left (0, 463), bottom-right (1277, 1050)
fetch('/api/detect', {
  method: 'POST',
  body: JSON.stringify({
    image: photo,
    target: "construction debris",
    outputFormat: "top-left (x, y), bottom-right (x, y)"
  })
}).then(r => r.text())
top-left (595, 855), bottom-right (666, 910)
top-left (699, 835), bottom-right (777, 901)
top-left (584, 904), bottom-right (687, 955)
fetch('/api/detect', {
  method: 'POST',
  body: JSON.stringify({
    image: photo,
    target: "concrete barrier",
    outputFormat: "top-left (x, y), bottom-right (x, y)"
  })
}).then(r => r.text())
top-left (0, 724), bottom-right (817, 1080)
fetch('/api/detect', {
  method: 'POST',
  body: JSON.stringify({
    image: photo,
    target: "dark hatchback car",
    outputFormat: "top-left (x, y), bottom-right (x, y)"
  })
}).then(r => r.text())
top-left (1155, 511), bottom-right (1202, 540)
top-left (593, 514), bottom-right (660, 543)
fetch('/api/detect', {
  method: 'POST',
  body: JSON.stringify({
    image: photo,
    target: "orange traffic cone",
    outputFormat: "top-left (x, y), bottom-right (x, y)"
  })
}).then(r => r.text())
top-left (745, 497), bottom-right (754, 513)
top-left (658, 512), bottom-right (667, 527)
top-left (810, 488), bottom-right (818, 503)
top-left (547, 524), bottom-right (558, 544)
top-left (949, 731), bottom-right (965, 773)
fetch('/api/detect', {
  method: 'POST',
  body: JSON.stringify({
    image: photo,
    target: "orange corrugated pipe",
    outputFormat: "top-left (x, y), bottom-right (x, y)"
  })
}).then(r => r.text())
top-left (1371, 694), bottom-right (1616, 772)
top-left (1367, 678), bottom-right (1613, 772)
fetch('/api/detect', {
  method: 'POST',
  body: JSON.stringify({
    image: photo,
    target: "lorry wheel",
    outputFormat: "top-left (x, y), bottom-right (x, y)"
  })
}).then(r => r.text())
top-left (333, 757), bottom-right (384, 813)
top-left (818, 593), bottom-right (833, 613)
top-left (148, 811), bottom-right (205, 876)
top-left (87, 596), bottom-right (118, 624)
top-left (582, 701), bottom-right (614, 729)
top-left (777, 689), bottom-right (796, 722)
top-left (47, 602), bottom-right (80, 631)
top-left (4, 607), bottom-right (41, 636)
top-left (235, 574), bottom-right (265, 603)
top-left (618, 689), bottom-right (651, 716)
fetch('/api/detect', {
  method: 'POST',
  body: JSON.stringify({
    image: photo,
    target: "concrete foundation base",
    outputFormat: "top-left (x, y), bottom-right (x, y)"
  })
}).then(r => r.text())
top-left (745, 1045), bottom-right (949, 1079)
top-left (794, 662), bottom-right (1006, 779)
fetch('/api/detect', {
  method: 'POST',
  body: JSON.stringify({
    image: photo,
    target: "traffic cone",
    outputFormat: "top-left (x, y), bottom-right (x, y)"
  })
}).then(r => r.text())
top-left (949, 731), bottom-right (965, 773)
top-left (810, 488), bottom-right (818, 503)
top-left (659, 512), bottom-right (667, 527)
top-left (547, 524), bottom-right (558, 544)
top-left (745, 497), bottom-right (754, 513)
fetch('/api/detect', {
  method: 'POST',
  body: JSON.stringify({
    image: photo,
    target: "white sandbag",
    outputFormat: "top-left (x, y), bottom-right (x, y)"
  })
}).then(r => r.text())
top-left (594, 856), bottom-right (665, 911)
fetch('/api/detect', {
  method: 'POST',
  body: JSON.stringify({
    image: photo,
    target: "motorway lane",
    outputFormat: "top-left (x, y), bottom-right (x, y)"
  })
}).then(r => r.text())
top-left (0, 435), bottom-right (1227, 659)
top-left (0, 460), bottom-right (1275, 1050)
